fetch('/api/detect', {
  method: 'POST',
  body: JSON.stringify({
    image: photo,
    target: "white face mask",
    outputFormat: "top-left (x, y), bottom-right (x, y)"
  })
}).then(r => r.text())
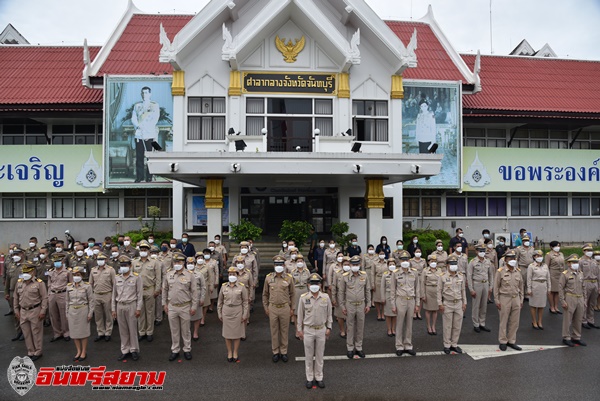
top-left (523, 241), bottom-right (530, 247)
top-left (483, 234), bottom-right (490, 239)
top-left (240, 248), bottom-right (249, 254)
top-left (13, 255), bottom-right (21, 262)
top-left (197, 259), bottom-right (204, 265)
top-left (22, 273), bottom-right (32, 281)
top-left (388, 265), bottom-right (396, 271)
top-left (329, 244), bottom-right (335, 249)
top-left (595, 255), bottom-right (600, 261)
top-left (487, 243), bottom-right (494, 249)
top-left (9, 249), bottom-right (13, 255)
top-left (97, 260), bottom-right (106, 266)
top-left (291, 254), bottom-right (297, 260)
top-left (553, 247), bottom-right (560, 253)
top-left (124, 241), bottom-right (131, 247)
top-left (39, 254), bottom-right (46, 260)
top-left (182, 238), bottom-right (188, 243)
top-left (571, 263), bottom-right (579, 270)
top-left (55, 247), bottom-right (63, 252)
top-left (430, 262), bottom-right (437, 268)
top-left (111, 252), bottom-right (119, 258)
top-left (229, 275), bottom-right (238, 283)
top-left (93, 249), bottom-right (100, 255)
top-left (535, 257), bottom-right (543, 263)
top-left (29, 242), bottom-right (36, 248)
top-left (73, 276), bottom-right (82, 283)
top-left (368, 250), bottom-right (375, 255)
top-left (139, 251), bottom-right (148, 258)
top-left (478, 252), bottom-right (486, 258)
top-left (337, 257), bottom-right (343, 263)
top-left (319, 243), bottom-right (325, 248)
top-left (309, 285), bottom-right (320, 293)
top-left (458, 233), bottom-right (464, 238)
top-left (296, 262), bottom-right (304, 268)
top-left (274, 265), bottom-right (284, 273)
top-left (413, 239), bottom-right (418, 244)
top-left (437, 246), bottom-right (443, 252)
top-left (508, 260), bottom-right (517, 267)
top-left (174, 264), bottom-right (183, 271)
top-left (204, 254), bottom-right (211, 260)
top-left (214, 239), bottom-right (220, 244)
top-left (382, 240), bottom-right (387, 245)
top-left (498, 242), bottom-right (504, 246)
top-left (209, 246), bottom-right (215, 252)
top-left (148, 239), bottom-right (154, 244)
top-left (237, 263), bottom-right (245, 270)
top-left (282, 243), bottom-right (288, 248)
top-left (187, 264), bottom-right (195, 271)
top-left (379, 254), bottom-right (385, 259)
top-left (400, 261), bottom-right (410, 269)
top-left (150, 254), bottom-right (158, 259)
top-left (449, 265), bottom-right (458, 272)
top-left (170, 244), bottom-right (176, 249)
top-left (342, 265), bottom-right (351, 272)
top-left (351, 266), bottom-right (360, 273)
top-left (120, 266), bottom-right (130, 274)
top-left (351, 241), bottom-right (358, 246)
top-left (456, 247), bottom-right (462, 253)
top-left (288, 246), bottom-right (296, 252)
top-left (76, 250), bottom-right (84, 257)
top-left (585, 251), bottom-right (593, 258)
top-left (414, 252), bottom-right (421, 258)
top-left (397, 245), bottom-right (403, 250)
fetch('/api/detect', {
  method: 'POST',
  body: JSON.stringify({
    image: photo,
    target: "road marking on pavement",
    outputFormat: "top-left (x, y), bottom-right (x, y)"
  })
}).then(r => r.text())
top-left (295, 345), bottom-right (566, 362)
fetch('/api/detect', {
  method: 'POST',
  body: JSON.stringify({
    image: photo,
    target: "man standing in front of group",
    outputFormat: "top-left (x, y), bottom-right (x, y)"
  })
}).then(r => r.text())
top-left (467, 245), bottom-right (493, 333)
top-left (297, 273), bottom-right (332, 390)
top-left (516, 235), bottom-right (535, 300)
top-left (579, 244), bottom-right (599, 329)
top-left (494, 250), bottom-right (523, 351)
top-left (112, 255), bottom-right (143, 361)
top-left (438, 255), bottom-right (467, 354)
top-left (48, 252), bottom-right (72, 341)
top-left (263, 255), bottom-right (295, 363)
top-left (339, 256), bottom-right (371, 358)
top-left (14, 262), bottom-right (47, 361)
top-left (90, 253), bottom-right (116, 342)
top-left (132, 241), bottom-right (162, 342)
top-left (559, 254), bottom-right (587, 346)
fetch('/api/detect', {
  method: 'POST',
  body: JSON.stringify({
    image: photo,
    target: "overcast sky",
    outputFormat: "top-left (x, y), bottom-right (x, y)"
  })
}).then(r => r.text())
top-left (1, 0), bottom-right (599, 59)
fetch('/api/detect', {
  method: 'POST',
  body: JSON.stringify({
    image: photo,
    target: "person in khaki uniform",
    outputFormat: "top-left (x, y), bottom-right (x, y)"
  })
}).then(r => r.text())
top-left (89, 253), bottom-right (116, 342)
top-left (516, 235), bottom-right (535, 299)
top-left (291, 254), bottom-right (311, 326)
top-left (263, 255), bottom-right (295, 363)
top-left (25, 237), bottom-right (40, 262)
top-left (382, 260), bottom-right (398, 336)
top-left (410, 249), bottom-right (426, 319)
top-left (373, 251), bottom-right (389, 320)
top-left (204, 248), bottom-right (221, 313)
top-left (285, 249), bottom-right (300, 273)
top-left (66, 266), bottom-right (95, 361)
top-left (421, 254), bottom-right (442, 335)
top-left (187, 256), bottom-right (207, 342)
top-left (526, 250), bottom-right (551, 330)
top-left (163, 254), bottom-right (199, 361)
top-left (362, 245), bottom-right (378, 307)
top-left (322, 240), bottom-right (340, 275)
top-left (14, 262), bottom-right (47, 361)
top-left (68, 245), bottom-right (93, 281)
top-left (233, 241), bottom-right (258, 288)
top-left (339, 255), bottom-right (371, 358)
top-left (218, 267), bottom-right (249, 362)
top-left (132, 240), bottom-right (162, 342)
top-left (48, 252), bottom-right (73, 341)
top-left (467, 245), bottom-right (493, 333)
top-left (545, 241), bottom-right (565, 314)
top-left (150, 245), bottom-right (167, 326)
top-left (559, 254), bottom-right (587, 346)
top-left (451, 244), bottom-right (469, 275)
top-left (330, 255), bottom-right (349, 337)
top-left (112, 255), bottom-right (143, 361)
top-left (594, 250), bottom-right (600, 312)
top-left (438, 255), bottom-right (467, 354)
top-left (193, 252), bottom-right (213, 330)
top-left (5, 246), bottom-right (24, 340)
top-left (494, 250), bottom-right (524, 351)
top-left (297, 273), bottom-right (332, 390)
top-left (579, 244), bottom-right (599, 329)
top-left (388, 251), bottom-right (421, 356)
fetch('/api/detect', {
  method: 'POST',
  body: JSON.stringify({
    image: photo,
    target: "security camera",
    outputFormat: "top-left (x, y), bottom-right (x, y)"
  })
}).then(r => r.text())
top-left (410, 164), bottom-right (420, 174)
top-left (353, 164), bottom-right (362, 173)
top-left (295, 146), bottom-right (301, 151)
top-left (170, 163), bottom-right (179, 172)
top-left (65, 230), bottom-right (70, 234)
top-left (231, 163), bottom-right (241, 173)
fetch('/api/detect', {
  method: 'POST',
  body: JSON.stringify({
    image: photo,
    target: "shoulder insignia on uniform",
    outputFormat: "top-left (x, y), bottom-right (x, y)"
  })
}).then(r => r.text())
top-left (67, 267), bottom-right (72, 271)
top-left (36, 278), bottom-right (43, 282)
top-left (239, 282), bottom-right (245, 286)
top-left (497, 268), bottom-right (503, 272)
top-left (266, 272), bottom-right (274, 277)
top-left (300, 292), bottom-right (310, 298)
top-left (359, 271), bottom-right (366, 275)
top-left (133, 272), bottom-right (139, 276)
top-left (516, 268), bottom-right (521, 272)
top-left (286, 273), bottom-right (293, 277)
top-left (222, 282), bottom-right (227, 286)
top-left (48, 268), bottom-right (55, 272)
top-left (67, 282), bottom-right (73, 286)
top-left (562, 270), bottom-right (568, 275)
top-left (410, 268), bottom-right (417, 272)
top-left (343, 272), bottom-right (350, 276)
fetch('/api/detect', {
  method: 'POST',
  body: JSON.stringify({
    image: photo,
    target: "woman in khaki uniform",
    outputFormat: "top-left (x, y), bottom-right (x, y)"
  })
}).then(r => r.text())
top-left (373, 251), bottom-right (389, 321)
top-left (381, 260), bottom-right (397, 336)
top-left (326, 252), bottom-right (344, 291)
top-left (362, 245), bottom-right (378, 307)
top-left (544, 241), bottom-right (565, 314)
top-left (66, 266), bottom-right (95, 361)
top-left (527, 250), bottom-right (551, 329)
top-left (421, 255), bottom-right (442, 335)
top-left (291, 255), bottom-right (310, 326)
top-left (410, 248), bottom-right (426, 319)
top-left (189, 257), bottom-right (208, 341)
top-left (194, 254), bottom-right (213, 328)
top-left (218, 267), bottom-right (249, 362)
top-left (331, 257), bottom-right (349, 337)
top-left (432, 240), bottom-right (448, 272)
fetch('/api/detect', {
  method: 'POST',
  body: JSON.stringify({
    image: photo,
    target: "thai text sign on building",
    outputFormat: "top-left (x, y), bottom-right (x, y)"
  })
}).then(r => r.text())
top-left (463, 147), bottom-right (600, 192)
top-left (242, 72), bottom-right (337, 95)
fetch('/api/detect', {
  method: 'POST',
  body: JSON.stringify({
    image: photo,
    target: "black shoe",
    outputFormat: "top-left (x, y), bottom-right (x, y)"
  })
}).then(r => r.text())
top-left (272, 354), bottom-right (280, 363)
top-left (443, 347), bottom-right (451, 355)
top-left (193, 336), bottom-right (199, 342)
top-left (281, 354), bottom-right (288, 363)
top-left (138, 335), bottom-right (146, 341)
top-left (73, 355), bottom-right (80, 361)
top-left (305, 380), bottom-right (314, 389)
top-left (105, 335), bottom-right (111, 342)
top-left (563, 339), bottom-right (575, 347)
top-left (94, 335), bottom-right (105, 342)
top-left (30, 354), bottom-right (42, 362)
top-left (589, 323), bottom-right (600, 329)
top-left (78, 355), bottom-right (87, 362)
top-left (356, 350), bottom-right (365, 358)
top-left (572, 339), bottom-right (587, 346)
top-left (347, 351), bottom-right (354, 359)
top-left (487, 300), bottom-right (494, 304)
top-left (207, 309), bottom-right (214, 314)
top-left (131, 352), bottom-right (139, 361)
top-left (154, 320), bottom-right (162, 326)
top-left (146, 335), bottom-right (154, 342)
top-left (241, 337), bottom-right (246, 341)
top-left (479, 326), bottom-right (491, 332)
top-left (450, 346), bottom-right (463, 354)
top-left (43, 321), bottom-right (51, 327)
top-left (582, 323), bottom-right (591, 329)
top-left (11, 333), bottom-right (22, 341)
top-left (169, 352), bottom-right (179, 361)
top-left (405, 349), bottom-right (416, 356)
top-left (4, 311), bottom-right (14, 316)
top-left (227, 357), bottom-right (234, 362)
top-left (499, 344), bottom-right (507, 351)
top-left (473, 326), bottom-right (481, 333)
top-left (64, 336), bottom-right (71, 341)
top-left (396, 350), bottom-right (404, 356)
top-left (134, 179), bottom-right (141, 183)
top-left (118, 353), bottom-right (131, 361)
top-left (507, 343), bottom-right (522, 351)
top-left (316, 381), bottom-right (325, 389)
top-left (556, 310), bottom-right (563, 314)
top-left (184, 352), bottom-right (192, 360)
top-left (50, 335), bottom-right (63, 342)
top-left (18, 333), bottom-right (24, 341)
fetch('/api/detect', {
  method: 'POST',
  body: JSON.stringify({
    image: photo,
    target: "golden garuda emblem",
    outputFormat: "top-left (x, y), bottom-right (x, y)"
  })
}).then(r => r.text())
top-left (275, 35), bottom-right (306, 63)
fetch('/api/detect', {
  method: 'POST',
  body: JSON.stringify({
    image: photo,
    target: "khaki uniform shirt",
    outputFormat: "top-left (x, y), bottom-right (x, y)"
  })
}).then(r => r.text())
top-left (89, 265), bottom-right (116, 294)
top-left (111, 273), bottom-right (143, 312)
top-left (455, 253), bottom-right (468, 274)
top-left (485, 248), bottom-right (498, 268)
top-left (132, 257), bottom-right (162, 293)
top-left (421, 268), bottom-right (442, 298)
top-left (158, 252), bottom-right (173, 269)
top-left (192, 270), bottom-right (207, 304)
top-left (48, 267), bottom-right (73, 292)
top-left (410, 258), bottom-right (426, 275)
top-left (5, 262), bottom-right (23, 293)
top-left (233, 253), bottom-right (258, 284)
top-left (121, 246), bottom-right (139, 259)
top-left (162, 269), bottom-right (199, 308)
top-left (339, 271), bottom-right (371, 306)
top-left (467, 257), bottom-right (494, 289)
top-left (323, 248), bottom-right (339, 267)
top-left (297, 291), bottom-right (333, 331)
top-left (14, 278), bottom-right (48, 313)
top-left (25, 247), bottom-right (40, 262)
top-left (207, 259), bottom-right (220, 287)
top-left (68, 255), bottom-right (93, 271)
top-left (66, 282), bottom-right (95, 318)
top-left (516, 246), bottom-right (535, 269)
top-left (291, 268), bottom-right (311, 291)
top-left (262, 272), bottom-right (295, 309)
top-left (437, 272), bottom-right (467, 305)
top-left (388, 268), bottom-right (421, 302)
top-left (544, 251), bottom-right (565, 273)
top-left (493, 267), bottom-right (524, 303)
top-left (432, 250), bottom-right (448, 270)
top-left (559, 269), bottom-right (584, 305)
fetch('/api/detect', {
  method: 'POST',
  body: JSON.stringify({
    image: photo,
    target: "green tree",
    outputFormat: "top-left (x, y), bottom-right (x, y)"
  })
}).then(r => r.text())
top-left (229, 219), bottom-right (263, 243)
top-left (278, 220), bottom-right (313, 252)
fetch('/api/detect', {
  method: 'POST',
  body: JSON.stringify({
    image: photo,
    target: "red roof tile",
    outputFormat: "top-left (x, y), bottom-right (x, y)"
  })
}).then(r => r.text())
top-left (0, 46), bottom-right (102, 105)
top-left (97, 14), bottom-right (193, 76)
top-left (461, 54), bottom-right (600, 115)
top-left (385, 21), bottom-right (466, 82)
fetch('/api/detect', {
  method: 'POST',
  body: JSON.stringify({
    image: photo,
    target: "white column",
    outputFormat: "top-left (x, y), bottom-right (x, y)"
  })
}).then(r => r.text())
top-left (173, 181), bottom-right (184, 238)
top-left (367, 207), bottom-right (383, 247)
top-left (207, 208), bottom-right (222, 241)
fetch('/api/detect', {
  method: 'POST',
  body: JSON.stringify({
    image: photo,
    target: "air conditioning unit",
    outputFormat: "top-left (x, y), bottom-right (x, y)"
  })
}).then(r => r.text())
top-left (403, 221), bottom-right (412, 230)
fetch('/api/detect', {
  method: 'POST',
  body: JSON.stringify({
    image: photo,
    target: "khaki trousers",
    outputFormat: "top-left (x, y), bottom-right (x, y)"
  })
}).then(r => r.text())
top-left (583, 283), bottom-right (598, 324)
top-left (471, 281), bottom-right (489, 327)
top-left (562, 294), bottom-right (584, 340)
top-left (48, 292), bottom-right (69, 337)
top-left (303, 326), bottom-right (326, 381)
top-left (345, 301), bottom-right (365, 351)
top-left (94, 292), bottom-right (113, 336)
top-left (155, 294), bottom-right (163, 322)
top-left (442, 301), bottom-right (463, 347)
top-left (168, 304), bottom-right (192, 353)
top-left (498, 295), bottom-right (520, 344)
top-left (394, 297), bottom-right (415, 350)
top-left (520, 267), bottom-right (528, 296)
top-left (138, 289), bottom-right (155, 336)
top-left (117, 302), bottom-right (139, 354)
top-left (20, 306), bottom-right (43, 356)
top-left (268, 303), bottom-right (290, 354)
top-left (9, 293), bottom-right (21, 333)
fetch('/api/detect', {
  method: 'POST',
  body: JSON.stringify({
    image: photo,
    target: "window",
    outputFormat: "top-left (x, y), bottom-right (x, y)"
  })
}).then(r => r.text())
top-left (488, 198), bottom-right (506, 216)
top-left (446, 197), bottom-right (465, 217)
top-left (2, 194), bottom-right (45, 218)
top-left (403, 197), bottom-right (419, 217)
top-left (51, 123), bottom-right (102, 144)
top-left (75, 198), bottom-right (96, 218)
top-left (530, 197), bottom-right (548, 216)
top-left (2, 198), bottom-right (24, 218)
top-left (550, 197), bottom-right (568, 216)
top-left (511, 197), bottom-right (529, 216)
top-left (124, 189), bottom-right (172, 218)
top-left (422, 197), bottom-right (441, 217)
top-left (98, 198), bottom-right (119, 218)
top-left (383, 198), bottom-right (393, 219)
top-left (349, 197), bottom-right (366, 219)
top-left (52, 198), bottom-right (74, 218)
top-left (468, 197), bottom-right (486, 216)
top-left (353, 100), bottom-right (388, 142)
top-left (1, 124), bottom-right (48, 145)
top-left (592, 198), bottom-right (600, 216)
top-left (573, 197), bottom-right (590, 216)
top-left (188, 97), bottom-right (226, 140)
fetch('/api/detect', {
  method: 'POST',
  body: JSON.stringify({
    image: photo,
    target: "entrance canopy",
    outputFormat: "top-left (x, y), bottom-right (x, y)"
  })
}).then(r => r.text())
top-left (147, 151), bottom-right (442, 187)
